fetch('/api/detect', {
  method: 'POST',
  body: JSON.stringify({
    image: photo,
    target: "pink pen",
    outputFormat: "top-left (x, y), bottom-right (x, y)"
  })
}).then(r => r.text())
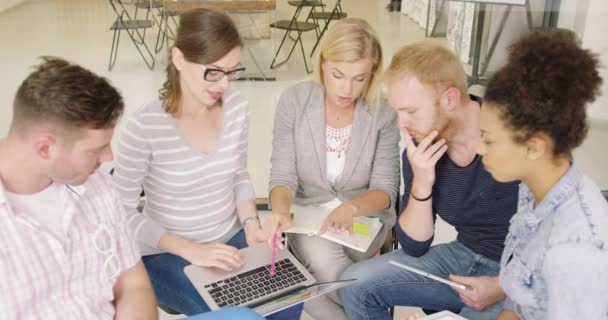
top-left (270, 232), bottom-right (277, 276)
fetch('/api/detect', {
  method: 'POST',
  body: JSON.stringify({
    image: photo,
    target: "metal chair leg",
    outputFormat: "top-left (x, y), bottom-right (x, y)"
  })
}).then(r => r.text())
top-left (126, 27), bottom-right (155, 70)
top-left (245, 46), bottom-right (268, 80)
top-left (297, 32), bottom-right (312, 73)
top-left (270, 27), bottom-right (296, 69)
top-left (154, 13), bottom-right (166, 53)
top-left (310, 14), bottom-right (333, 57)
top-left (108, 29), bottom-right (121, 71)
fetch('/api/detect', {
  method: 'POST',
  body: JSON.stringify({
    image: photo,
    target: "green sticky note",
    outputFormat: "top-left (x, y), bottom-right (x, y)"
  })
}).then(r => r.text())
top-left (353, 223), bottom-right (369, 235)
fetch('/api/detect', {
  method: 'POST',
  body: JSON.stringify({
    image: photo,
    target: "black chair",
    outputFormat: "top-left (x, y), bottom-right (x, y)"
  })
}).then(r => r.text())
top-left (154, 7), bottom-right (180, 53)
top-left (107, 0), bottom-right (155, 70)
top-left (269, 1), bottom-right (322, 73)
top-left (132, 0), bottom-right (163, 43)
top-left (309, 0), bottom-right (347, 57)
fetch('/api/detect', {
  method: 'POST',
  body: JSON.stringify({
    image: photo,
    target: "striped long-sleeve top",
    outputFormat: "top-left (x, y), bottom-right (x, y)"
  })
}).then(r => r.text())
top-left (112, 89), bottom-right (255, 256)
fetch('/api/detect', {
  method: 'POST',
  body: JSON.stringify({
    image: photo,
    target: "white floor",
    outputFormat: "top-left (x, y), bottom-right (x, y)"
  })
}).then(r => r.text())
top-left (1, 1), bottom-right (607, 319)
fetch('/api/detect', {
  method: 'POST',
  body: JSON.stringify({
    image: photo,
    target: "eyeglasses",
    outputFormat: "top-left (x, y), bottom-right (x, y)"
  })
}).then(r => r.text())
top-left (202, 64), bottom-right (246, 82)
top-left (92, 223), bottom-right (120, 280)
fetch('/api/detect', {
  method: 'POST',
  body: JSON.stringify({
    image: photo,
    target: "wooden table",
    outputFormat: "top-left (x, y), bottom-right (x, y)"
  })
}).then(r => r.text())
top-left (163, 0), bottom-right (276, 13)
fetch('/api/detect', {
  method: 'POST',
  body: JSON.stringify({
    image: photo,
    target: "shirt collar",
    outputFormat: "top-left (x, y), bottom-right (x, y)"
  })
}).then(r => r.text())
top-left (519, 163), bottom-right (582, 229)
top-left (0, 179), bottom-right (7, 205)
top-left (65, 183), bottom-right (87, 198)
top-left (0, 176), bottom-right (88, 207)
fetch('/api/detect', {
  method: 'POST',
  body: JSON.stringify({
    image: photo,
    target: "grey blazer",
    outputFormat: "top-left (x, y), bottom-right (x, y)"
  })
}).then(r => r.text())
top-left (269, 81), bottom-right (401, 228)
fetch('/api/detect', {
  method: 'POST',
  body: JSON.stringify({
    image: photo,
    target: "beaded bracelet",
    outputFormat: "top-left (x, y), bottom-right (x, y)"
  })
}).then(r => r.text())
top-left (242, 215), bottom-right (260, 228)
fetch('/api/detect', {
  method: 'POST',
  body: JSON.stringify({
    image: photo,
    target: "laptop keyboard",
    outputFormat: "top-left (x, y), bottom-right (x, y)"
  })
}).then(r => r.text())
top-left (204, 258), bottom-right (308, 307)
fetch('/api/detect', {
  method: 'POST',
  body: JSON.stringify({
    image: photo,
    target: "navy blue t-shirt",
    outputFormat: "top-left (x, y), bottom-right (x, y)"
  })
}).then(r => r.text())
top-left (396, 145), bottom-right (519, 262)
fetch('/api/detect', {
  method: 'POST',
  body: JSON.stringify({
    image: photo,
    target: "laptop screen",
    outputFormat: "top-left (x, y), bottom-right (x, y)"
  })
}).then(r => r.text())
top-left (252, 279), bottom-right (355, 316)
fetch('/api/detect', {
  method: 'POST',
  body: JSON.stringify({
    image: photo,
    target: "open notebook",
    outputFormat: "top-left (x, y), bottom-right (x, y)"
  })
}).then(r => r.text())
top-left (261, 204), bottom-right (383, 252)
top-left (420, 310), bottom-right (469, 320)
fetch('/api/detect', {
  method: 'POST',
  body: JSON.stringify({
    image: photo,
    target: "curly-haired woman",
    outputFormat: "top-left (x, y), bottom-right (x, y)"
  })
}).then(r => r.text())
top-left (478, 30), bottom-right (608, 320)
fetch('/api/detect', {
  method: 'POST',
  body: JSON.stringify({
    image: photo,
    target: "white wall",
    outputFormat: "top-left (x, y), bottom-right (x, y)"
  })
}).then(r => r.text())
top-left (483, 0), bottom-right (608, 120)
top-left (484, 0), bottom-right (548, 73)
top-left (579, 0), bottom-right (608, 120)
top-left (0, 0), bottom-right (27, 13)
top-left (558, 0), bottom-right (608, 120)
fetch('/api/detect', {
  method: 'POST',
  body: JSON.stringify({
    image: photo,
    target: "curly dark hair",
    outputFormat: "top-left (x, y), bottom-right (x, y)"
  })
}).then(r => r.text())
top-left (484, 30), bottom-right (603, 156)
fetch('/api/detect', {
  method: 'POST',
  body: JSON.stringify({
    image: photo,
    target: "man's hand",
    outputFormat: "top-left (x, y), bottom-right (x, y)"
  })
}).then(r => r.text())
top-left (113, 261), bottom-right (157, 320)
top-left (403, 130), bottom-right (447, 197)
top-left (319, 202), bottom-right (357, 234)
top-left (449, 275), bottom-right (505, 311)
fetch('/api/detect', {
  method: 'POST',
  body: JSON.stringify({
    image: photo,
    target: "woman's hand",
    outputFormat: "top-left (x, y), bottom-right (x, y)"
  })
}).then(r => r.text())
top-left (319, 202), bottom-right (358, 234)
top-left (263, 212), bottom-right (290, 249)
top-left (244, 218), bottom-right (268, 246)
top-left (179, 242), bottom-right (244, 271)
top-left (448, 275), bottom-right (505, 311)
top-left (401, 313), bottom-right (423, 320)
top-left (265, 212), bottom-right (292, 235)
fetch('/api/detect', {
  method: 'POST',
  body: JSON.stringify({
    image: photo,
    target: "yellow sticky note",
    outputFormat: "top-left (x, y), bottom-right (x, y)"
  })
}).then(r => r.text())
top-left (353, 223), bottom-right (369, 235)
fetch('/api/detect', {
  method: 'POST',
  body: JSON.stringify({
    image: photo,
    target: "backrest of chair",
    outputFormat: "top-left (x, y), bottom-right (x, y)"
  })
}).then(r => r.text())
top-left (326, 0), bottom-right (343, 19)
top-left (287, 1), bottom-right (323, 23)
top-left (107, 0), bottom-right (134, 21)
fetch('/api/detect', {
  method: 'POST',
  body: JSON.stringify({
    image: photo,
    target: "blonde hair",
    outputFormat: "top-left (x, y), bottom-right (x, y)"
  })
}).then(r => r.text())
top-left (314, 18), bottom-right (383, 107)
top-left (385, 41), bottom-right (468, 101)
top-left (159, 9), bottom-right (242, 114)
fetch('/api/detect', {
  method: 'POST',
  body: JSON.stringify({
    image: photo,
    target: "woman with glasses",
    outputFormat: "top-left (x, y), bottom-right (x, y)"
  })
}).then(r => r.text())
top-left (478, 30), bottom-right (608, 320)
top-left (112, 9), bottom-right (301, 318)
top-left (268, 18), bottom-right (400, 319)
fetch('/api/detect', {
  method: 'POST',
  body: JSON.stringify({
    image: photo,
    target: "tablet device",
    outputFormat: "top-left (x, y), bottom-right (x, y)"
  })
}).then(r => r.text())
top-left (388, 260), bottom-right (472, 291)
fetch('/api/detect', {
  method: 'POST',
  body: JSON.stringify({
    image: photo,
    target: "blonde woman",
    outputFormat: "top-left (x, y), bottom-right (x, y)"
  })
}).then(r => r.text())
top-left (113, 9), bottom-right (301, 319)
top-left (268, 18), bottom-right (400, 319)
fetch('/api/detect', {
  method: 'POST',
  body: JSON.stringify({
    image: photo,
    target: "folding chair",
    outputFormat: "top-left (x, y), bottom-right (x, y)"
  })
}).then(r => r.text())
top-left (154, 6), bottom-right (180, 53)
top-left (233, 11), bottom-right (275, 81)
top-left (309, 0), bottom-right (347, 56)
top-left (132, 0), bottom-right (163, 43)
top-left (269, 1), bottom-right (322, 73)
top-left (107, 0), bottom-right (155, 70)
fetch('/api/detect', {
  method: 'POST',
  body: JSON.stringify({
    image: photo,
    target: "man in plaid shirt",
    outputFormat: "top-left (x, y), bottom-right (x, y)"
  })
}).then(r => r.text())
top-left (0, 57), bottom-right (157, 319)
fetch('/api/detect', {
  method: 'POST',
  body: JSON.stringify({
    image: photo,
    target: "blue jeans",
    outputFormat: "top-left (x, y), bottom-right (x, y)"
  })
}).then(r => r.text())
top-left (143, 230), bottom-right (303, 319)
top-left (339, 241), bottom-right (503, 320)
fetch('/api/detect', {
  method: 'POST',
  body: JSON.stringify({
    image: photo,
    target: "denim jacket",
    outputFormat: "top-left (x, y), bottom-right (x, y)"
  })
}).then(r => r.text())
top-left (499, 164), bottom-right (608, 320)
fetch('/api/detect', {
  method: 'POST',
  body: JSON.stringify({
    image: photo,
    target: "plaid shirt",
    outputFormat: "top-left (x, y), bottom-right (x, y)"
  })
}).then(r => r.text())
top-left (0, 170), bottom-right (140, 319)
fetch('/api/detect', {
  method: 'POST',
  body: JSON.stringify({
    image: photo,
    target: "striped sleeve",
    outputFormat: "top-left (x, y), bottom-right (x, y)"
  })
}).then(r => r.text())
top-left (232, 99), bottom-right (255, 203)
top-left (113, 112), bottom-right (167, 250)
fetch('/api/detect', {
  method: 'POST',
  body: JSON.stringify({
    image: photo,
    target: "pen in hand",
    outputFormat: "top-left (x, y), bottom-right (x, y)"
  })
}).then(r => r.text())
top-left (270, 232), bottom-right (277, 276)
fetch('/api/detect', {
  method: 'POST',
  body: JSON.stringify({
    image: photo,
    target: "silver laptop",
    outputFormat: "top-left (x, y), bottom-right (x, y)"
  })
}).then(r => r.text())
top-left (184, 243), bottom-right (355, 316)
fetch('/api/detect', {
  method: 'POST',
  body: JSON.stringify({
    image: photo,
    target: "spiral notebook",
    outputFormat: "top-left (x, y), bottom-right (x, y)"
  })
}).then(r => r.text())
top-left (261, 204), bottom-right (383, 252)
